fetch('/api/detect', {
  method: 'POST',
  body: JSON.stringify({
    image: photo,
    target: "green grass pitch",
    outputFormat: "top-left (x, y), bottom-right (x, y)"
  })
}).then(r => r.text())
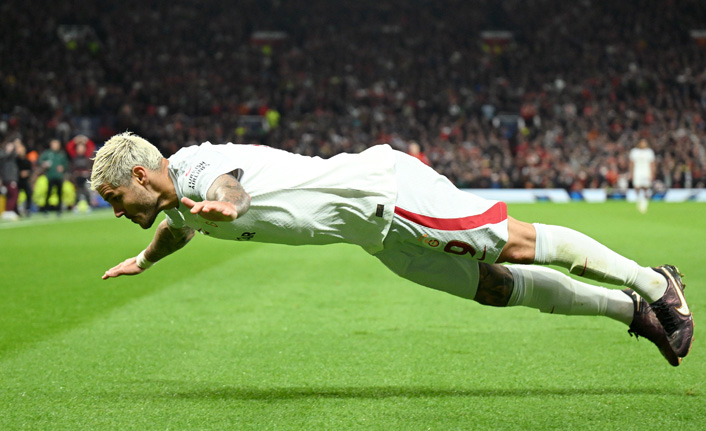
top-left (1, 202), bottom-right (704, 430)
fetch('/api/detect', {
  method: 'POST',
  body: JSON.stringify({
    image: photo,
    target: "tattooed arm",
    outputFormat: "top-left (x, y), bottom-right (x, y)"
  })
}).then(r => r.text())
top-left (180, 173), bottom-right (251, 221)
top-left (102, 221), bottom-right (195, 279)
top-left (102, 173), bottom-right (247, 280)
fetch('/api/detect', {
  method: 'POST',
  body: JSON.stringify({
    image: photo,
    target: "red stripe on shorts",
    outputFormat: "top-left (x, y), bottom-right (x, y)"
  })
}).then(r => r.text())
top-left (394, 201), bottom-right (507, 231)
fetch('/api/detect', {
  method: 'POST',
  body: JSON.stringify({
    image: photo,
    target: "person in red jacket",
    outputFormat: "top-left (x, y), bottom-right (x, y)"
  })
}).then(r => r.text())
top-left (407, 141), bottom-right (431, 166)
top-left (66, 135), bottom-right (96, 159)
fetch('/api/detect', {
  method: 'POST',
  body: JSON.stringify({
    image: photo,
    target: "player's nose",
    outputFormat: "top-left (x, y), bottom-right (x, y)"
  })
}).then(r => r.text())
top-left (113, 207), bottom-right (125, 218)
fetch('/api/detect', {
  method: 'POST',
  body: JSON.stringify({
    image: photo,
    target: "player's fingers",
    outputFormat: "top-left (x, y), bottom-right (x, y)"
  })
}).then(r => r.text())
top-left (201, 204), bottom-right (223, 215)
top-left (103, 259), bottom-right (129, 279)
top-left (181, 196), bottom-right (196, 208)
top-left (206, 206), bottom-right (231, 219)
top-left (189, 201), bottom-right (205, 214)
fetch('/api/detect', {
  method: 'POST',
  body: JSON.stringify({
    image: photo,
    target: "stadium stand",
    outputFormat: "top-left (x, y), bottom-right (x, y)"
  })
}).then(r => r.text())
top-left (1, 0), bottom-right (705, 193)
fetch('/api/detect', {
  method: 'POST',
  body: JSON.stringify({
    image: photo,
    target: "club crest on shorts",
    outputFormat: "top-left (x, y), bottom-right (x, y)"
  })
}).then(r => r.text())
top-left (417, 234), bottom-right (440, 247)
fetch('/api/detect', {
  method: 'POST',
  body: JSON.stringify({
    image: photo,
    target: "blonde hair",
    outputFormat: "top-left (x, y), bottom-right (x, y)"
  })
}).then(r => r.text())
top-left (90, 132), bottom-right (163, 190)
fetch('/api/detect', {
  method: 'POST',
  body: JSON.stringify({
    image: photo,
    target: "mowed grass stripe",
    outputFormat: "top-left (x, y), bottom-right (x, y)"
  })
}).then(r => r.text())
top-left (0, 213), bottom-right (244, 355)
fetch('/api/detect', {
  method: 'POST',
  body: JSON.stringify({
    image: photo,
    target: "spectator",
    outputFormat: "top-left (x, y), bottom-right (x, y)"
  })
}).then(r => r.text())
top-left (0, 139), bottom-right (20, 220)
top-left (15, 140), bottom-right (34, 217)
top-left (66, 135), bottom-right (96, 159)
top-left (71, 140), bottom-right (93, 212)
top-left (37, 139), bottom-right (69, 215)
top-left (407, 141), bottom-right (431, 166)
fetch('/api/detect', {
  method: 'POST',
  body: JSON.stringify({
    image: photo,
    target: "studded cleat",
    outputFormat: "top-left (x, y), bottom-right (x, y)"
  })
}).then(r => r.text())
top-left (624, 289), bottom-right (680, 366)
top-left (650, 265), bottom-right (694, 361)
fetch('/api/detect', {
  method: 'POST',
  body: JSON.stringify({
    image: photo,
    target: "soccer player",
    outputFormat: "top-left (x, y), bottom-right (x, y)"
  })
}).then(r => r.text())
top-left (92, 132), bottom-right (694, 366)
top-left (629, 138), bottom-right (656, 213)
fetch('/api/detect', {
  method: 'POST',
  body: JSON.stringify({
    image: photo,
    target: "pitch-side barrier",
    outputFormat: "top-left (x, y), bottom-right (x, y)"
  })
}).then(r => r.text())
top-left (463, 188), bottom-right (706, 203)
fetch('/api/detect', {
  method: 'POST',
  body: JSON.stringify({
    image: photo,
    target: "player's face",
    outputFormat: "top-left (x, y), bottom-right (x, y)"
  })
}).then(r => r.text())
top-left (99, 181), bottom-right (160, 229)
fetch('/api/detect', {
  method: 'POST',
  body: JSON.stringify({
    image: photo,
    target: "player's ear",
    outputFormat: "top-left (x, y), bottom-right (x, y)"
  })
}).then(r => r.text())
top-left (132, 166), bottom-right (149, 186)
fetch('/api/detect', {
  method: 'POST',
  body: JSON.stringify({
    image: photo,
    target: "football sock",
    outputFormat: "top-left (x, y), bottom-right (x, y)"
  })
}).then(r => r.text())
top-left (532, 223), bottom-right (667, 303)
top-left (507, 265), bottom-right (634, 324)
top-left (637, 191), bottom-right (648, 213)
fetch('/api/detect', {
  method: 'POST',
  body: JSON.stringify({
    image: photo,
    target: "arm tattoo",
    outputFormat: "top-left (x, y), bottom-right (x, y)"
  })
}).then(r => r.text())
top-left (206, 173), bottom-right (251, 217)
top-left (145, 221), bottom-right (195, 262)
top-left (473, 263), bottom-right (514, 307)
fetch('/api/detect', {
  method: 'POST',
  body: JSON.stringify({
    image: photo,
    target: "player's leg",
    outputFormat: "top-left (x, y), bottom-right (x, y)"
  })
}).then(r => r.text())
top-left (477, 263), bottom-right (632, 323)
top-left (386, 148), bottom-right (691, 360)
top-left (499, 217), bottom-right (693, 359)
top-left (475, 263), bottom-right (680, 366)
top-left (498, 217), bottom-right (667, 301)
top-left (638, 186), bottom-right (650, 213)
top-left (375, 237), bottom-right (678, 365)
top-left (388, 148), bottom-right (665, 304)
top-left (633, 172), bottom-right (651, 213)
top-left (376, 233), bottom-right (632, 324)
top-left (389, 151), bottom-right (667, 302)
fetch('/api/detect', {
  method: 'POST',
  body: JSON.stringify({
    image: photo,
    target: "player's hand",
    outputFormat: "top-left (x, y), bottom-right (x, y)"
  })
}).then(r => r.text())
top-left (181, 197), bottom-right (238, 221)
top-left (102, 257), bottom-right (146, 279)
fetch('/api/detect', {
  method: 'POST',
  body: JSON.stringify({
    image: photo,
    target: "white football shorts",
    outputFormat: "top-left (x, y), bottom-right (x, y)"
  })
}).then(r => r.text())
top-left (373, 151), bottom-right (509, 299)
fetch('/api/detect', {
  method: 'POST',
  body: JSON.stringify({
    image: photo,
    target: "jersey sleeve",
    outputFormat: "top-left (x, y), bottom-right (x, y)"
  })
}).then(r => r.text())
top-left (164, 209), bottom-right (185, 229)
top-left (177, 145), bottom-right (240, 201)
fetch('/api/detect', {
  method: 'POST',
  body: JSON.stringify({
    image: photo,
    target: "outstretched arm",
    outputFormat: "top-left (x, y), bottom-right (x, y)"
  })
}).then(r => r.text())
top-left (102, 220), bottom-right (195, 279)
top-left (102, 173), bottom-right (248, 279)
top-left (180, 172), bottom-right (251, 221)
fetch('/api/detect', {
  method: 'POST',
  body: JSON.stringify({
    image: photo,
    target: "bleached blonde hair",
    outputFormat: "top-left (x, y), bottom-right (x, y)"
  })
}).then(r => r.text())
top-left (90, 132), bottom-right (163, 190)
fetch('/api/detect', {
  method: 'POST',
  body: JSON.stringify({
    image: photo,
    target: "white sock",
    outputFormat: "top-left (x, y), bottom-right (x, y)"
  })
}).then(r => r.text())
top-left (533, 223), bottom-right (667, 303)
top-left (638, 194), bottom-right (648, 213)
top-left (507, 265), bottom-right (634, 325)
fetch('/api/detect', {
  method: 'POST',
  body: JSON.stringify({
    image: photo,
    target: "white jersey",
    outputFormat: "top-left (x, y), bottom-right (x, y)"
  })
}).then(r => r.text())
top-left (164, 142), bottom-right (397, 254)
top-left (629, 147), bottom-right (655, 187)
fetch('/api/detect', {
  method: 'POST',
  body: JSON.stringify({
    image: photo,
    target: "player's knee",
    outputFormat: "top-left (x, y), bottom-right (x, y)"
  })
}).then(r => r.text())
top-left (473, 263), bottom-right (514, 307)
top-left (498, 217), bottom-right (536, 264)
top-left (498, 245), bottom-right (534, 264)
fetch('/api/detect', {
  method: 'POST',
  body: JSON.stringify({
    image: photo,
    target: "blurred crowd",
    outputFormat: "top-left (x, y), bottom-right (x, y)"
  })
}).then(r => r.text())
top-left (2, 0), bottom-right (706, 217)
